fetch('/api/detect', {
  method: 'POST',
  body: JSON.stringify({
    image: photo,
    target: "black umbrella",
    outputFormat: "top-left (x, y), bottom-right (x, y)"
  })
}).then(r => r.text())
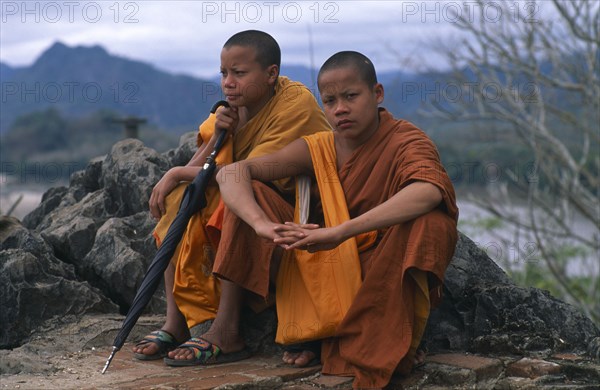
top-left (101, 100), bottom-right (230, 373)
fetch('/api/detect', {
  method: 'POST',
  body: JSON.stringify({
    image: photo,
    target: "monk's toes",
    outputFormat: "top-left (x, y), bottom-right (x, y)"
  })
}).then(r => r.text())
top-left (181, 350), bottom-right (196, 360)
top-left (133, 344), bottom-right (157, 355)
top-left (167, 349), bottom-right (184, 359)
top-left (282, 351), bottom-right (301, 364)
top-left (295, 351), bottom-right (316, 367)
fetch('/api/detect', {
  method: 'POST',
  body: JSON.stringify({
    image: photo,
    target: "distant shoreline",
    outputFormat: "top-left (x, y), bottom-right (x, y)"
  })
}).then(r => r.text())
top-left (2, 183), bottom-right (597, 278)
top-left (0, 190), bottom-right (44, 220)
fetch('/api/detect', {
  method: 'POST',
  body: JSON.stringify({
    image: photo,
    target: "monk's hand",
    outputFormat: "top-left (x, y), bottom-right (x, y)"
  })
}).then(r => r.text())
top-left (271, 222), bottom-right (317, 248)
top-left (273, 222), bottom-right (345, 252)
top-left (253, 219), bottom-right (285, 241)
top-left (149, 168), bottom-right (180, 220)
top-left (214, 105), bottom-right (239, 137)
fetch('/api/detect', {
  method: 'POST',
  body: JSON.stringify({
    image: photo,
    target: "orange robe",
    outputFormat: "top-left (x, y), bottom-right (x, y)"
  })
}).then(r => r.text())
top-left (302, 110), bottom-right (458, 388)
top-left (153, 76), bottom-right (331, 328)
top-left (213, 108), bottom-right (458, 389)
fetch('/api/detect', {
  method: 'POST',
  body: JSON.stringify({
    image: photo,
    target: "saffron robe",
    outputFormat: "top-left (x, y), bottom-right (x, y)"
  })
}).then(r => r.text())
top-left (153, 76), bottom-right (331, 327)
top-left (213, 108), bottom-right (458, 389)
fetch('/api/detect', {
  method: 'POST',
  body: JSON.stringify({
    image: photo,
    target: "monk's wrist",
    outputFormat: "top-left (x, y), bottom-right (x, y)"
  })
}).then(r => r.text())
top-left (249, 215), bottom-right (269, 233)
top-left (171, 166), bottom-right (201, 183)
top-left (336, 221), bottom-right (355, 242)
top-left (167, 166), bottom-right (183, 181)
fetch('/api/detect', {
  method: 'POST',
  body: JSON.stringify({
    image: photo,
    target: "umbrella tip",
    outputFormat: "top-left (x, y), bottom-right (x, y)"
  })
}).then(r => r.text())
top-left (101, 346), bottom-right (119, 374)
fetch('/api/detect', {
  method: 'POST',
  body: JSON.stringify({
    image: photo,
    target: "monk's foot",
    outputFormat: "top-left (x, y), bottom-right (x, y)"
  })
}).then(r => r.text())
top-left (132, 327), bottom-right (190, 360)
top-left (167, 331), bottom-right (245, 361)
top-left (282, 350), bottom-right (317, 367)
top-left (414, 349), bottom-right (426, 367)
top-left (282, 340), bottom-right (321, 367)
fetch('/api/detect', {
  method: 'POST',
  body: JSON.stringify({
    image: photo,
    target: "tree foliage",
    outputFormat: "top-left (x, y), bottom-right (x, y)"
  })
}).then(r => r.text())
top-left (0, 108), bottom-right (179, 181)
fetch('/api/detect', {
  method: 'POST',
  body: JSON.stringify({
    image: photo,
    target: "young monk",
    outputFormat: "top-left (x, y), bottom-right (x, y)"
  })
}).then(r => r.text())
top-left (212, 51), bottom-right (458, 388)
top-left (132, 30), bottom-right (331, 362)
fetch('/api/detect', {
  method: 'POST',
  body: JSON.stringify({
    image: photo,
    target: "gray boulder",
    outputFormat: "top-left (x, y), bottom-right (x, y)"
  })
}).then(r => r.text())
top-left (425, 233), bottom-right (599, 357)
top-left (81, 212), bottom-right (164, 313)
top-left (101, 139), bottom-right (170, 217)
top-left (38, 190), bottom-right (116, 262)
top-left (0, 217), bottom-right (118, 348)
top-left (1, 137), bottom-right (191, 348)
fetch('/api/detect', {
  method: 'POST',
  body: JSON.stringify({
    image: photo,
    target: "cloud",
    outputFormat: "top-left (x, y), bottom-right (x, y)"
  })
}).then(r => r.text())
top-left (0, 1), bottom-right (509, 77)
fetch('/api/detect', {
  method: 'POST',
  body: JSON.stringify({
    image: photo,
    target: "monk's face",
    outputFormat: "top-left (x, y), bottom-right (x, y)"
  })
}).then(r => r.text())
top-left (318, 66), bottom-right (384, 142)
top-left (220, 45), bottom-right (278, 109)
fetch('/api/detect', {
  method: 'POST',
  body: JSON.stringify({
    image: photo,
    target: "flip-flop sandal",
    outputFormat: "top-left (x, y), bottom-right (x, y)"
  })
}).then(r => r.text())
top-left (163, 337), bottom-right (251, 367)
top-left (133, 330), bottom-right (180, 361)
top-left (283, 340), bottom-right (322, 367)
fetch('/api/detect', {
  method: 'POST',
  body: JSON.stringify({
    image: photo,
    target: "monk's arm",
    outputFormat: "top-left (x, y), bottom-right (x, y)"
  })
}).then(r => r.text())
top-left (149, 107), bottom-right (238, 219)
top-left (277, 181), bottom-right (442, 251)
top-left (341, 181), bottom-right (441, 237)
top-left (216, 138), bottom-right (313, 239)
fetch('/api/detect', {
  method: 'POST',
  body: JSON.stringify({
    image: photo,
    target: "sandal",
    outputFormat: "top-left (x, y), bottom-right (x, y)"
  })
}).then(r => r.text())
top-left (163, 337), bottom-right (251, 367)
top-left (283, 340), bottom-right (322, 367)
top-left (133, 330), bottom-right (180, 361)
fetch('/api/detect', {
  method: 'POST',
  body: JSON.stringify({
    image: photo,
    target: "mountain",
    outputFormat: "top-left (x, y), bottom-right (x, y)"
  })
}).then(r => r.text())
top-left (0, 42), bottom-right (220, 133)
top-left (0, 62), bottom-right (16, 82)
top-left (279, 65), bottom-right (443, 126)
top-left (1, 41), bottom-right (450, 134)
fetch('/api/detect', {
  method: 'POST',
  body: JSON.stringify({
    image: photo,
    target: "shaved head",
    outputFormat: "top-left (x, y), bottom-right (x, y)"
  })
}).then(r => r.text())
top-left (318, 51), bottom-right (378, 88)
top-left (223, 30), bottom-right (281, 69)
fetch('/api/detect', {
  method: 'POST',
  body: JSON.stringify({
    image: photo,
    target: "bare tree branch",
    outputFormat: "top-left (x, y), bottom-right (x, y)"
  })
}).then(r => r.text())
top-left (431, 0), bottom-right (600, 323)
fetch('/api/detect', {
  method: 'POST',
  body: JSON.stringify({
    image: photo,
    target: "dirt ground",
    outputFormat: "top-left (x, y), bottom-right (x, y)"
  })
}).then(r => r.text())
top-left (0, 314), bottom-right (165, 389)
top-left (2, 314), bottom-right (599, 390)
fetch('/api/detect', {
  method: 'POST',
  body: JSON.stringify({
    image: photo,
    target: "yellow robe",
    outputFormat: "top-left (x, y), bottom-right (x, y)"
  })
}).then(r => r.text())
top-left (153, 77), bottom-right (331, 327)
top-left (275, 135), bottom-right (377, 344)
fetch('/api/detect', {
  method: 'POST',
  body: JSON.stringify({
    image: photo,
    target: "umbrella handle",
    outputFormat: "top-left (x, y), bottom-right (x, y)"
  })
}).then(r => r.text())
top-left (204, 100), bottom-right (231, 169)
top-left (210, 99), bottom-right (230, 114)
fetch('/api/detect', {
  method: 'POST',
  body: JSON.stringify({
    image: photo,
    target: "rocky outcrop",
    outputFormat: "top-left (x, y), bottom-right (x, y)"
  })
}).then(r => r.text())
top-left (81, 212), bottom-right (163, 312)
top-left (425, 233), bottom-right (599, 358)
top-left (1, 133), bottom-right (598, 360)
top-left (0, 217), bottom-right (118, 348)
top-left (2, 135), bottom-right (196, 348)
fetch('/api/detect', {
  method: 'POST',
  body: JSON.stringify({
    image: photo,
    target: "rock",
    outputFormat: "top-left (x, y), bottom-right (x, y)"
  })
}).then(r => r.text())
top-left (80, 212), bottom-right (164, 313)
top-left (506, 357), bottom-right (561, 379)
top-left (0, 217), bottom-right (118, 348)
top-left (69, 156), bottom-right (104, 200)
top-left (38, 191), bottom-right (116, 263)
top-left (21, 186), bottom-right (68, 229)
top-left (425, 233), bottom-right (600, 358)
top-left (588, 337), bottom-right (600, 360)
top-left (1, 138), bottom-right (172, 349)
top-left (22, 157), bottom-right (104, 230)
top-left (101, 139), bottom-right (169, 217)
top-left (162, 132), bottom-right (197, 168)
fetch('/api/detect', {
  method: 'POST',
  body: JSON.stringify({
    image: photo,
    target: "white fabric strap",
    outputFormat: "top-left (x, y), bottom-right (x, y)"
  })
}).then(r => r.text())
top-left (297, 175), bottom-right (311, 225)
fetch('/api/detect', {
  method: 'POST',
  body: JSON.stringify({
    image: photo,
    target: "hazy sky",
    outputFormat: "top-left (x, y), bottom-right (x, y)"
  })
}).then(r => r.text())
top-left (1, 1), bottom-right (550, 78)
